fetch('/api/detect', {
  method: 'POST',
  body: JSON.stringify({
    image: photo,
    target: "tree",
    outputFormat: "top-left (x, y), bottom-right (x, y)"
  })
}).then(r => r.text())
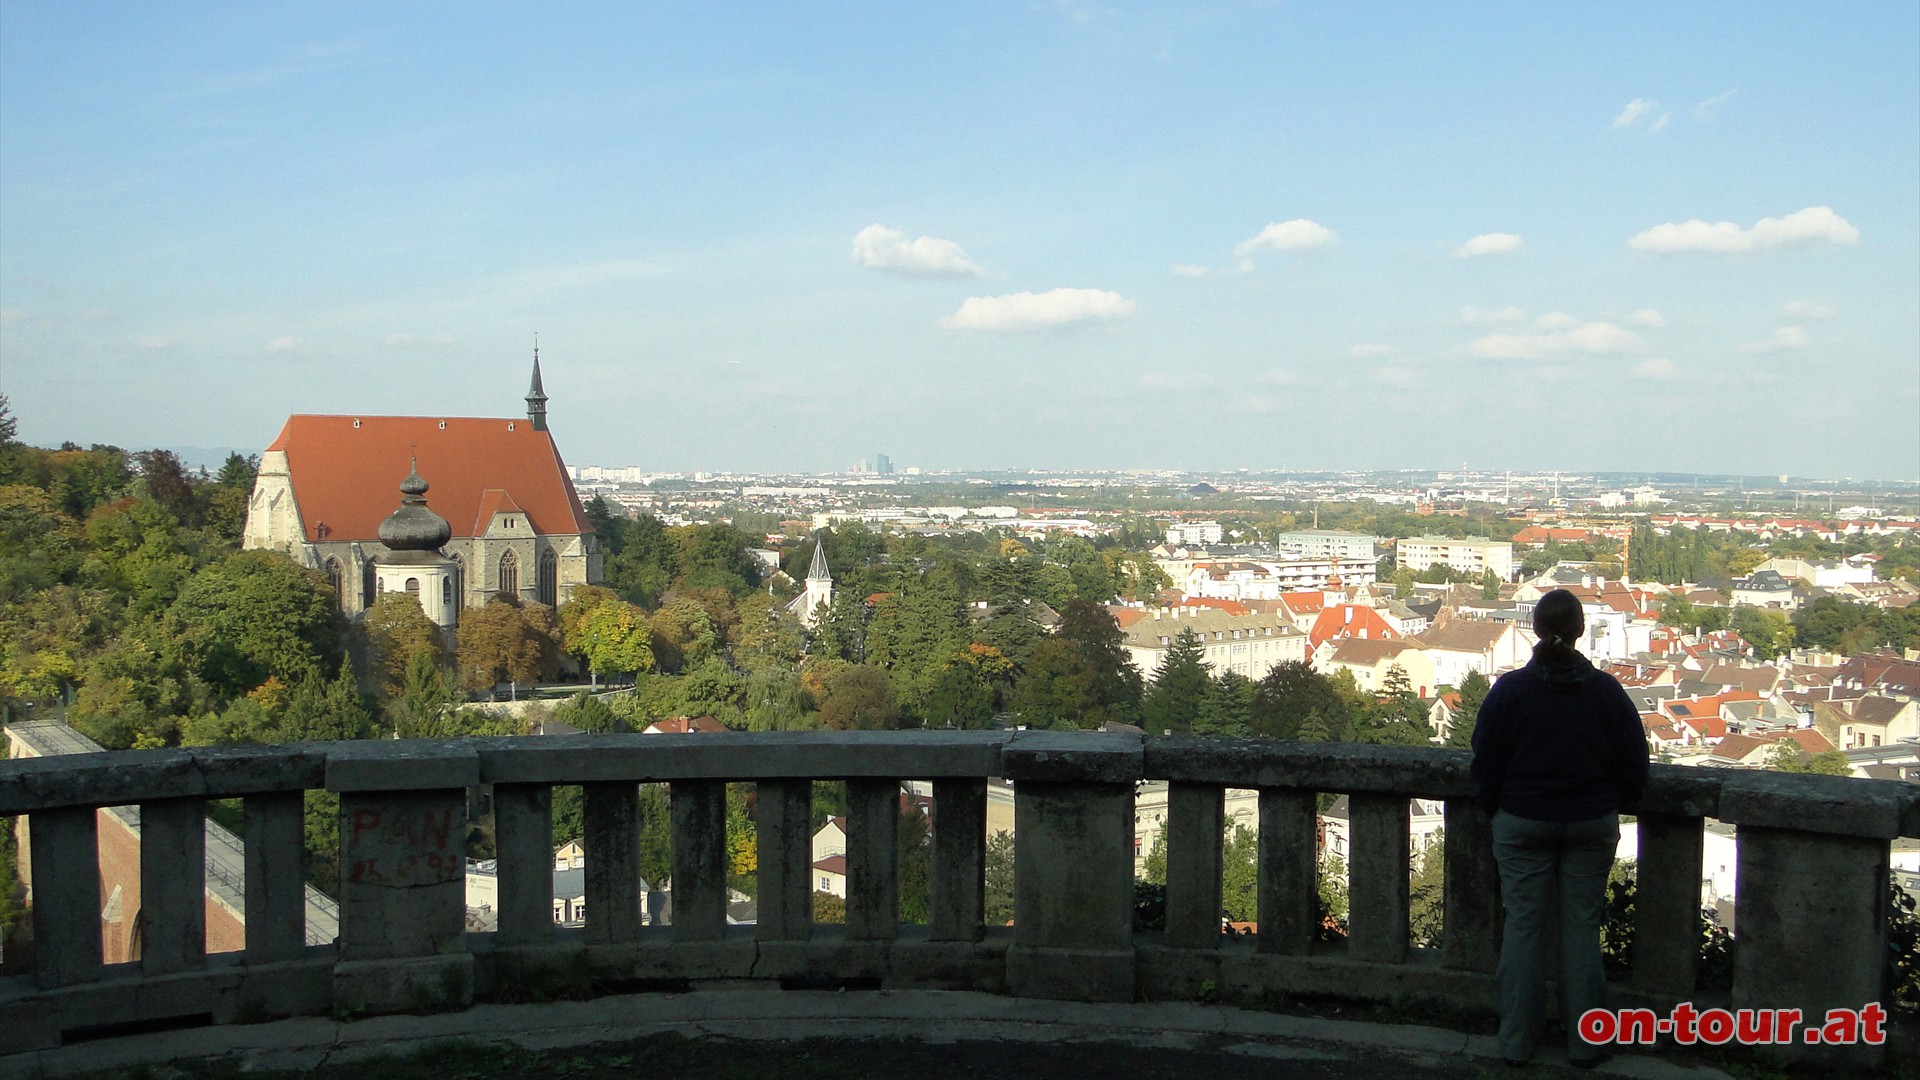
top-left (984, 830), bottom-right (1016, 927)
top-left (388, 651), bottom-right (471, 739)
top-left (456, 596), bottom-right (558, 693)
top-left (1446, 670), bottom-right (1491, 750)
top-left (1250, 661), bottom-right (1352, 741)
top-left (575, 599), bottom-right (653, 682)
top-left (1194, 672), bottom-right (1255, 738)
top-left (1408, 838), bottom-right (1445, 948)
top-left (1769, 741), bottom-right (1852, 776)
top-left (1141, 628), bottom-right (1209, 735)
top-left (1222, 823), bottom-right (1259, 924)
top-left (1729, 606), bottom-right (1793, 660)
top-left (817, 664), bottom-right (900, 730)
top-left (132, 449), bottom-right (199, 528)
top-left (1141, 818), bottom-right (1168, 884)
top-left (171, 550), bottom-right (345, 698)
top-left (363, 592), bottom-right (448, 697)
top-left (551, 690), bottom-right (621, 734)
top-left (278, 665), bottom-right (376, 743)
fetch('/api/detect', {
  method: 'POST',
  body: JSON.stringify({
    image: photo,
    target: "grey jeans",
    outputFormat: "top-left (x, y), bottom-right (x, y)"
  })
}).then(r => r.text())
top-left (1490, 810), bottom-right (1619, 1063)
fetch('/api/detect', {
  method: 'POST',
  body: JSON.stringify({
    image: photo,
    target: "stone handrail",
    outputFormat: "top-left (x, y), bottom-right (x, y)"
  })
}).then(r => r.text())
top-left (2, 731), bottom-right (1915, 1062)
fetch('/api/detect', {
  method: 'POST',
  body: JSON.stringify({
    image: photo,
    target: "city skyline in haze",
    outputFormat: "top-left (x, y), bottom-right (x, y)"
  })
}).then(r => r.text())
top-left (2, 2), bottom-right (1916, 479)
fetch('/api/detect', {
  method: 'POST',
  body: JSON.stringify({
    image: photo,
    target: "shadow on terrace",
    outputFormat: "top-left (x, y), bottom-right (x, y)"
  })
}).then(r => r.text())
top-left (1, 728), bottom-right (1914, 1074)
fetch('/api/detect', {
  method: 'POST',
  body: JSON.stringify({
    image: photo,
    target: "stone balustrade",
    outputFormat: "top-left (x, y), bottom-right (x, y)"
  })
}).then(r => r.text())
top-left (2, 730), bottom-right (1914, 1064)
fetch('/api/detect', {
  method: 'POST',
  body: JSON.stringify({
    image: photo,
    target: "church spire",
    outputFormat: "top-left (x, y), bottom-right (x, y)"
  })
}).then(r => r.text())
top-left (526, 339), bottom-right (548, 432)
top-left (808, 536), bottom-right (831, 581)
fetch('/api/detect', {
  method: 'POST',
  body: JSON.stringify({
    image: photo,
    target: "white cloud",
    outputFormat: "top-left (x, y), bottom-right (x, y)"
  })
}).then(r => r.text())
top-left (1627, 206), bottom-right (1860, 253)
top-left (1783, 300), bottom-right (1836, 320)
top-left (1611, 98), bottom-right (1659, 129)
top-left (1633, 358), bottom-right (1679, 380)
top-left (1455, 232), bottom-right (1524, 258)
top-left (137, 335), bottom-right (170, 349)
top-left (1171, 264), bottom-right (1211, 278)
top-left (1234, 219), bottom-right (1337, 256)
top-left (265, 336), bottom-right (305, 353)
top-left (1348, 343), bottom-right (1402, 359)
top-left (1461, 305), bottom-right (1526, 324)
top-left (939, 287), bottom-right (1134, 332)
top-left (1627, 308), bottom-right (1668, 328)
top-left (1695, 90), bottom-right (1737, 121)
top-left (851, 224), bottom-right (983, 277)
top-left (1738, 325), bottom-right (1809, 354)
top-left (1463, 321), bottom-right (1649, 361)
top-left (1534, 311), bottom-right (1582, 330)
top-left (1649, 112), bottom-right (1670, 133)
top-left (1372, 364), bottom-right (1423, 390)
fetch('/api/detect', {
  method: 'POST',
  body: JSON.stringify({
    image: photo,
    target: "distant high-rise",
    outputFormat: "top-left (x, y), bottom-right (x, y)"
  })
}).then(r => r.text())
top-left (876, 453), bottom-right (893, 476)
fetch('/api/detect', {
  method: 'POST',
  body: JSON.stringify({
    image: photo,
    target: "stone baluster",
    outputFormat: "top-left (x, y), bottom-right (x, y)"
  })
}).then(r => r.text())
top-left (1440, 799), bottom-right (1499, 972)
top-left (755, 778), bottom-right (813, 941)
top-left (1721, 772), bottom-right (1904, 1065)
top-left (582, 782), bottom-right (641, 944)
top-left (328, 742), bottom-right (477, 1015)
top-left (1346, 794), bottom-right (1410, 964)
top-left (1630, 813), bottom-right (1702, 994)
top-left (669, 780), bottom-right (729, 942)
top-left (493, 783), bottom-right (554, 947)
top-left (138, 797), bottom-right (206, 976)
top-left (1164, 782), bottom-right (1224, 949)
top-left (242, 791), bottom-right (310, 963)
top-left (928, 777), bottom-right (988, 942)
top-left (28, 806), bottom-right (103, 988)
top-left (844, 777), bottom-right (901, 940)
top-left (1257, 788), bottom-right (1319, 955)
top-left (1004, 732), bottom-right (1142, 1002)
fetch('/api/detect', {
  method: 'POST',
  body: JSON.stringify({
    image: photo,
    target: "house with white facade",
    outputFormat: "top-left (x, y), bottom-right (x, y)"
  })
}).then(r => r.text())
top-left (1117, 605), bottom-right (1309, 681)
top-left (1412, 618), bottom-right (1531, 688)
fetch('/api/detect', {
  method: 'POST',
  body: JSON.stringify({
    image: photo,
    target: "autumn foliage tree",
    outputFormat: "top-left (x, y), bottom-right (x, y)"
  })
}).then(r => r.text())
top-left (363, 592), bottom-right (448, 697)
top-left (456, 596), bottom-right (559, 693)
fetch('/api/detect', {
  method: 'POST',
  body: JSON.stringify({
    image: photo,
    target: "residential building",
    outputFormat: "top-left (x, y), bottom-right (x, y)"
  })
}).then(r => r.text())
top-left (1396, 536), bottom-right (1514, 581)
top-left (1116, 605), bottom-right (1309, 681)
top-left (1270, 530), bottom-right (1378, 561)
top-left (1322, 638), bottom-right (1438, 698)
top-left (1812, 696), bottom-right (1920, 751)
top-left (1412, 619), bottom-right (1531, 689)
top-left (1165, 521), bottom-right (1224, 545)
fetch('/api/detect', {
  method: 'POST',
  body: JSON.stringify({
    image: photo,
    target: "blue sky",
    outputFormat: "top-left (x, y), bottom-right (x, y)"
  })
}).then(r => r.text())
top-left (3, 2), bottom-right (1915, 478)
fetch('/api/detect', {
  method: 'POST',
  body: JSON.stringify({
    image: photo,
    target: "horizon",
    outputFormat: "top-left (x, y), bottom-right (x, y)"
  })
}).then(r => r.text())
top-left (2, 2), bottom-right (1916, 478)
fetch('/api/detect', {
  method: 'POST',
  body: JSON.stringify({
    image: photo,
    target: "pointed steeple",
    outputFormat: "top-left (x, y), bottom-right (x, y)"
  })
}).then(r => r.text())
top-left (807, 536), bottom-right (831, 581)
top-left (526, 339), bottom-right (548, 432)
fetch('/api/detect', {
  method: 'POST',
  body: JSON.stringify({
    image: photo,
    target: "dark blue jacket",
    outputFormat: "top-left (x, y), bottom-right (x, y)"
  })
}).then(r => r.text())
top-left (1470, 648), bottom-right (1650, 821)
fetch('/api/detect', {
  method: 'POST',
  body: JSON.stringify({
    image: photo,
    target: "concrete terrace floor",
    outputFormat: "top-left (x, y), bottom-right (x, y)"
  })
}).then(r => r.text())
top-left (0, 991), bottom-right (1757, 1080)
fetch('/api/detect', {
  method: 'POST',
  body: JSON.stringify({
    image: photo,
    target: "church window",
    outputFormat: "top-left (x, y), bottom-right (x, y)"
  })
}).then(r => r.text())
top-left (451, 553), bottom-right (465, 613)
top-left (499, 550), bottom-right (519, 597)
top-left (443, 577), bottom-right (453, 606)
top-left (324, 558), bottom-right (344, 609)
top-left (405, 578), bottom-right (420, 600)
top-left (539, 549), bottom-right (558, 606)
top-left (362, 562), bottom-right (376, 609)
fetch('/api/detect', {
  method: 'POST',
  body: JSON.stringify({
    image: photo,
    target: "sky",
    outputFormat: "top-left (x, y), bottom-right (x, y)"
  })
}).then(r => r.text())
top-left (2, 1), bottom-right (1916, 480)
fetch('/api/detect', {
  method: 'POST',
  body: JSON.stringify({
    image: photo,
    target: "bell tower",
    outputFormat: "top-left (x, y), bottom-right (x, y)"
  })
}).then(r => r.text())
top-left (526, 342), bottom-right (549, 432)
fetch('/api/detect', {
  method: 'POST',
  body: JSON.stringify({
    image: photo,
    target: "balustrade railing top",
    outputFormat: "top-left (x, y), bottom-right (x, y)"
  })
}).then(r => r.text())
top-left (2, 729), bottom-right (1913, 1065)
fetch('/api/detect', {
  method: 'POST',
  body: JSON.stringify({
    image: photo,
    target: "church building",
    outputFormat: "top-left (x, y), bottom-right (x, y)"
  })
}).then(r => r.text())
top-left (242, 354), bottom-right (603, 619)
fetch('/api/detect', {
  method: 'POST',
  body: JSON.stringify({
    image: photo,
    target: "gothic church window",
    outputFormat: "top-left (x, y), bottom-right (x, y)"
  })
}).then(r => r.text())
top-left (499, 550), bottom-right (519, 597)
top-left (325, 557), bottom-right (344, 608)
top-left (539, 549), bottom-right (558, 606)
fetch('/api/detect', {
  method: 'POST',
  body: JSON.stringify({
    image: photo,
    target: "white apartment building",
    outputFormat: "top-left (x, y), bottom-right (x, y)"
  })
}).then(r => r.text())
top-left (1272, 530), bottom-right (1379, 561)
top-left (1396, 536), bottom-right (1515, 581)
top-left (1181, 556), bottom-right (1377, 601)
top-left (1119, 605), bottom-right (1310, 681)
top-left (1166, 521), bottom-right (1225, 545)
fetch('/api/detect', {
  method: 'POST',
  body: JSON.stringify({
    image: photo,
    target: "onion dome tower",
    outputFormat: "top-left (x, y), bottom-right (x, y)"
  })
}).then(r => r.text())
top-left (371, 458), bottom-right (459, 629)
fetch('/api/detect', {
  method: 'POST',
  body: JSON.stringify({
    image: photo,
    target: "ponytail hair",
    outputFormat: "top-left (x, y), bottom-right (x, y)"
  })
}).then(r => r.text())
top-left (1532, 588), bottom-right (1585, 664)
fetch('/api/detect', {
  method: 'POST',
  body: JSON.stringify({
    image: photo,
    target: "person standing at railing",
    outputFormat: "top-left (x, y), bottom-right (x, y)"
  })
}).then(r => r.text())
top-left (1471, 588), bottom-right (1649, 1069)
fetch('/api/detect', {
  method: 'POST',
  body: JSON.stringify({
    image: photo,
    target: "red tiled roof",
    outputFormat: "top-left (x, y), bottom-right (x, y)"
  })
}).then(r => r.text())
top-left (812, 854), bottom-right (847, 875)
top-left (266, 414), bottom-right (590, 543)
top-left (644, 715), bottom-right (730, 734)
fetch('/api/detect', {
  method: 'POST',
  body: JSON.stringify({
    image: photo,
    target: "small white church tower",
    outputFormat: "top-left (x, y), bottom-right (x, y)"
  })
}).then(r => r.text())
top-left (371, 458), bottom-right (458, 631)
top-left (790, 535), bottom-right (834, 629)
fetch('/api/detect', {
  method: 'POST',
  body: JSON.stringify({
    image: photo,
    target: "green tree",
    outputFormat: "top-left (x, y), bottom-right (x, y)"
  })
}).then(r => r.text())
top-left (388, 651), bottom-right (469, 738)
top-left (1194, 671), bottom-right (1256, 738)
top-left (552, 690), bottom-right (621, 734)
top-left (1141, 818), bottom-right (1168, 885)
top-left (576, 599), bottom-right (654, 682)
top-left (363, 592), bottom-right (448, 698)
top-left (817, 664), bottom-right (900, 730)
top-left (1222, 823), bottom-right (1259, 924)
top-left (1729, 606), bottom-right (1794, 660)
top-left (1141, 628), bottom-right (1209, 735)
top-left (1250, 661), bottom-right (1352, 741)
top-left (1446, 670), bottom-right (1491, 750)
top-left (1408, 838), bottom-right (1446, 948)
top-left (171, 550), bottom-right (346, 698)
top-left (1769, 741), bottom-right (1852, 776)
top-left (984, 829), bottom-right (1016, 927)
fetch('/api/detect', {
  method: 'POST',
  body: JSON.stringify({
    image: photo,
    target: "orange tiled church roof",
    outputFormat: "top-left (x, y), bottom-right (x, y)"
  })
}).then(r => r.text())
top-left (266, 415), bottom-right (592, 543)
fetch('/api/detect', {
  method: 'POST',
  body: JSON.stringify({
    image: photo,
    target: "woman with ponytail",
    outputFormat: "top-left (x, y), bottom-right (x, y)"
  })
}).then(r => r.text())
top-left (1471, 588), bottom-right (1649, 1068)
